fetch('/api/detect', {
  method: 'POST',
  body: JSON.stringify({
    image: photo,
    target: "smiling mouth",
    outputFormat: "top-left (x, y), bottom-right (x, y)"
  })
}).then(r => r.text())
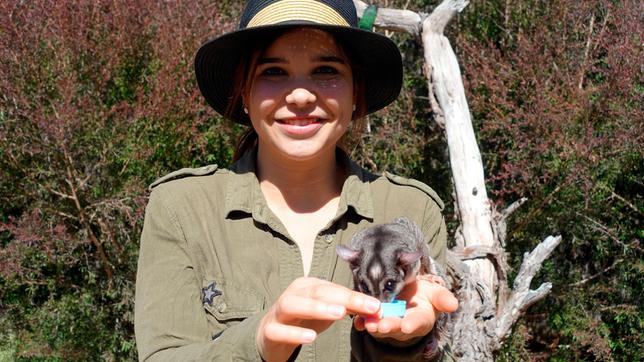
top-left (278, 117), bottom-right (324, 126)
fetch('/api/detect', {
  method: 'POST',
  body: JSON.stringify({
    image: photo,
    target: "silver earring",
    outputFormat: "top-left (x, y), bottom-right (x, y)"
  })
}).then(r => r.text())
top-left (352, 104), bottom-right (356, 112)
top-left (243, 107), bottom-right (249, 114)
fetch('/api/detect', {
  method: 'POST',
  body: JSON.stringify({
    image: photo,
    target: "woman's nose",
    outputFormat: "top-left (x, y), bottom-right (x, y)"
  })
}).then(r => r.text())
top-left (285, 87), bottom-right (316, 107)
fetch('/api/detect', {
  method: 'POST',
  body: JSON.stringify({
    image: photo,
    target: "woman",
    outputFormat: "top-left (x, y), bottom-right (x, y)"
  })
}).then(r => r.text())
top-left (135, 0), bottom-right (458, 361)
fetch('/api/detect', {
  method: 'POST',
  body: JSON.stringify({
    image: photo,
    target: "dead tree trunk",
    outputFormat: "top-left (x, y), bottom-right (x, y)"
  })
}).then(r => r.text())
top-left (353, 1), bottom-right (562, 360)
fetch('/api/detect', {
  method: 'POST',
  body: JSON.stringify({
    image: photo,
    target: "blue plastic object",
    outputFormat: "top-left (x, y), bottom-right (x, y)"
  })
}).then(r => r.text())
top-left (380, 299), bottom-right (406, 318)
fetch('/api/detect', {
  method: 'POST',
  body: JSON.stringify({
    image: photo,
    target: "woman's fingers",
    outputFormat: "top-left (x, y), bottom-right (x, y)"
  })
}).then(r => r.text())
top-left (275, 294), bottom-right (347, 322)
top-left (358, 279), bottom-right (459, 341)
top-left (362, 313), bottom-right (431, 341)
top-left (400, 308), bottom-right (434, 335)
top-left (305, 282), bottom-right (381, 316)
top-left (364, 316), bottom-right (402, 334)
top-left (353, 315), bottom-right (366, 331)
top-left (396, 282), bottom-right (455, 334)
top-left (427, 285), bottom-right (458, 313)
top-left (264, 322), bottom-right (318, 345)
top-left (336, 289), bottom-right (381, 316)
top-left (257, 278), bottom-right (385, 360)
top-left (362, 317), bottom-right (418, 341)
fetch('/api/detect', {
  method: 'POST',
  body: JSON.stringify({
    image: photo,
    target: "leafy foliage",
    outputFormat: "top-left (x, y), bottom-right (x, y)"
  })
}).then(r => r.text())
top-left (0, 0), bottom-right (641, 361)
top-left (0, 0), bottom-right (239, 360)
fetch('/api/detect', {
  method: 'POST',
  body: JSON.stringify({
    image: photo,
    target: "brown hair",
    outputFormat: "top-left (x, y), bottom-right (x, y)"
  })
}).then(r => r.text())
top-left (228, 29), bottom-right (367, 162)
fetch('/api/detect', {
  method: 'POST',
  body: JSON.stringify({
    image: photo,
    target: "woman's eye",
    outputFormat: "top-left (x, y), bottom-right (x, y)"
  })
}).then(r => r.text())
top-left (384, 280), bottom-right (396, 293)
top-left (314, 65), bottom-right (338, 75)
top-left (260, 67), bottom-right (286, 76)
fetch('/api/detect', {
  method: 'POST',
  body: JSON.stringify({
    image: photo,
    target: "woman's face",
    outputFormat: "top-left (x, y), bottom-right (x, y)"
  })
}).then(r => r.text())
top-left (246, 28), bottom-right (354, 162)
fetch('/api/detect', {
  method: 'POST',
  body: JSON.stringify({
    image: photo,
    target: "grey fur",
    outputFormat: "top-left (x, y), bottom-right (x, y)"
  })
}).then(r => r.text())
top-left (337, 217), bottom-right (452, 353)
top-left (336, 217), bottom-right (445, 302)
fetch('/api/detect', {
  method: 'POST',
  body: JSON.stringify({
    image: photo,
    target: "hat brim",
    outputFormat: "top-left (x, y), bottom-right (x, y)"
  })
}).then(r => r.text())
top-left (195, 23), bottom-right (403, 125)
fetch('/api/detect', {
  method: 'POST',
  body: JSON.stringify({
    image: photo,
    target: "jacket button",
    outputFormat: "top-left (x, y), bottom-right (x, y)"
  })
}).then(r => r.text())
top-left (218, 302), bottom-right (227, 313)
top-left (323, 234), bottom-right (333, 243)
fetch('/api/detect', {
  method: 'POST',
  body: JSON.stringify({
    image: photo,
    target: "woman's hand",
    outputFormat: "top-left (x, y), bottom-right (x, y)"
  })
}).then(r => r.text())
top-left (353, 278), bottom-right (458, 341)
top-left (256, 277), bottom-right (382, 362)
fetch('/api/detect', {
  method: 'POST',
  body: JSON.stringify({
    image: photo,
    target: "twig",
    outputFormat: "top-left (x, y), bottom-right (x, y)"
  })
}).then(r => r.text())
top-left (501, 197), bottom-right (528, 220)
top-left (569, 258), bottom-right (624, 287)
top-left (606, 188), bottom-right (643, 217)
top-left (60, 144), bottom-right (114, 280)
top-left (45, 187), bottom-right (75, 201)
top-left (494, 197), bottom-right (527, 247)
top-left (512, 179), bottom-right (572, 234)
top-left (578, 14), bottom-right (595, 90)
top-left (53, 210), bottom-right (78, 221)
top-left (576, 212), bottom-right (626, 248)
top-left (592, 8), bottom-right (610, 53)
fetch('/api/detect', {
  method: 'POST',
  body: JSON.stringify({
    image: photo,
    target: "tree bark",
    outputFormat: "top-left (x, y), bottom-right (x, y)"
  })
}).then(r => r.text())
top-left (421, 0), bottom-right (497, 294)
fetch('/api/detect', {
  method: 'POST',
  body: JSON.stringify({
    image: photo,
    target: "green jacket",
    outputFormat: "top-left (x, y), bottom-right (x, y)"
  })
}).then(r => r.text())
top-left (135, 149), bottom-right (452, 361)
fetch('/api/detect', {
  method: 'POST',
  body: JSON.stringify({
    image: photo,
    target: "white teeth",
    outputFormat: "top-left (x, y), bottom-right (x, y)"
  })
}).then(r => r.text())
top-left (282, 118), bottom-right (318, 126)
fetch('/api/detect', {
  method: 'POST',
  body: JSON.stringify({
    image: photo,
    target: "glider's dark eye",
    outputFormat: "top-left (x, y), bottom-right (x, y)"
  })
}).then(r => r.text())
top-left (384, 280), bottom-right (397, 293)
top-left (359, 281), bottom-right (370, 294)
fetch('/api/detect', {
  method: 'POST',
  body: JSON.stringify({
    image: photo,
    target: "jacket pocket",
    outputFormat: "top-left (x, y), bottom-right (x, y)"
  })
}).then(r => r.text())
top-left (201, 278), bottom-right (265, 323)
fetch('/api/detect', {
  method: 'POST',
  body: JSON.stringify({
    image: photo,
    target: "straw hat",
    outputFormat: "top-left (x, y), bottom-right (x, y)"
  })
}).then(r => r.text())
top-left (195, 0), bottom-right (403, 125)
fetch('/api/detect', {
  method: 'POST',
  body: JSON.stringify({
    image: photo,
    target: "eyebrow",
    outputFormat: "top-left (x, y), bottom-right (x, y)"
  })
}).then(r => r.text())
top-left (257, 55), bottom-right (347, 65)
top-left (257, 57), bottom-right (286, 65)
top-left (316, 55), bottom-right (346, 64)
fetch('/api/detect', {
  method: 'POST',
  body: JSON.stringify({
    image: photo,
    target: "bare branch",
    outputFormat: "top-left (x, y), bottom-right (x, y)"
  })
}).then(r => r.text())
top-left (450, 245), bottom-right (511, 313)
top-left (605, 187), bottom-right (644, 217)
top-left (578, 14), bottom-right (595, 89)
top-left (425, 0), bottom-right (469, 35)
top-left (493, 197), bottom-right (527, 248)
top-left (501, 197), bottom-right (528, 220)
top-left (495, 235), bottom-right (562, 341)
top-left (569, 258), bottom-right (624, 287)
top-left (353, 0), bottom-right (422, 36)
top-left (45, 187), bottom-right (75, 201)
top-left (513, 235), bottom-right (561, 291)
top-left (60, 144), bottom-right (114, 280)
top-left (576, 212), bottom-right (627, 248)
top-left (450, 245), bottom-right (499, 261)
top-left (52, 210), bottom-right (79, 221)
top-left (592, 8), bottom-right (610, 53)
top-left (496, 282), bottom-right (553, 340)
top-left (503, 0), bottom-right (511, 32)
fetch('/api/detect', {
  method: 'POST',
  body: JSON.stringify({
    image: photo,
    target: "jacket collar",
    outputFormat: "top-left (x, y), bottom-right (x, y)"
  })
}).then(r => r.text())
top-left (224, 148), bottom-right (374, 222)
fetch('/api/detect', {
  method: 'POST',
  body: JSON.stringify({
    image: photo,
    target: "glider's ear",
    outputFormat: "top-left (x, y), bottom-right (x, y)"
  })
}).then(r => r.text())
top-left (398, 251), bottom-right (422, 265)
top-left (336, 245), bottom-right (360, 264)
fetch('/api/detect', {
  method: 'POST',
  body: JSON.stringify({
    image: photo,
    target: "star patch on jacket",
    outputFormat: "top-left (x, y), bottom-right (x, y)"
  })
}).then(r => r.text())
top-left (202, 282), bottom-right (222, 306)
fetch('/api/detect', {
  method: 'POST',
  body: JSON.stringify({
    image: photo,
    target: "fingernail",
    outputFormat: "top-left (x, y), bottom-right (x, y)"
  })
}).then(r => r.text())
top-left (302, 330), bottom-right (316, 343)
top-left (365, 298), bottom-right (380, 313)
top-left (365, 318), bottom-right (379, 333)
top-left (328, 304), bottom-right (345, 317)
